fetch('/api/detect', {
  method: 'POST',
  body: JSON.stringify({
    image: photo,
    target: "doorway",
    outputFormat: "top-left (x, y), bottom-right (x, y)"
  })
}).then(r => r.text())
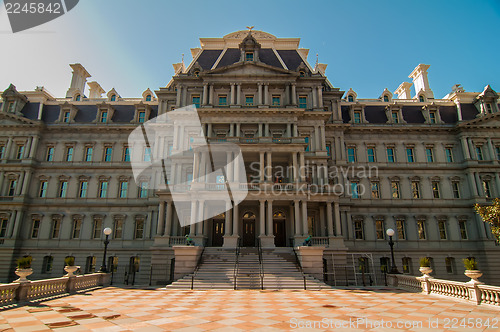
top-left (212, 216), bottom-right (224, 247)
top-left (273, 211), bottom-right (286, 247)
top-left (242, 212), bottom-right (256, 247)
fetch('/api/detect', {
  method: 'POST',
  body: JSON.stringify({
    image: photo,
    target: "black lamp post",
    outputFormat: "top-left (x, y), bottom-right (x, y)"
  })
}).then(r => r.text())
top-left (386, 228), bottom-right (401, 274)
top-left (99, 227), bottom-right (112, 273)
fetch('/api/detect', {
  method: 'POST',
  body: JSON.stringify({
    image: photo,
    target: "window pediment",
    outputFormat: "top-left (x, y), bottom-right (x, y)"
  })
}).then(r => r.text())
top-left (58, 102), bottom-right (78, 123)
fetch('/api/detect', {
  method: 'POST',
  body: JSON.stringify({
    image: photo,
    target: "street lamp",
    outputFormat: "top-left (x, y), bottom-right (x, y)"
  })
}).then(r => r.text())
top-left (386, 228), bottom-right (401, 274)
top-left (98, 227), bottom-right (112, 273)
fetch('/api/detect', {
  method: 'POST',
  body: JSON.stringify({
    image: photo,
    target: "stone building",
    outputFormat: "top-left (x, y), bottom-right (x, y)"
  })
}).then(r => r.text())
top-left (0, 30), bottom-right (499, 285)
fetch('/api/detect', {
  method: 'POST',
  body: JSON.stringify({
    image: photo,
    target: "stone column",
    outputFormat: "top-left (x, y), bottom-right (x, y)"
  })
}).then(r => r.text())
top-left (230, 83), bottom-right (235, 105)
top-left (157, 201), bottom-right (165, 236)
top-left (291, 83), bottom-right (297, 105)
top-left (229, 123), bottom-right (234, 137)
top-left (227, 151), bottom-right (233, 181)
top-left (266, 200), bottom-right (273, 236)
top-left (294, 200), bottom-right (301, 236)
top-left (203, 83), bottom-right (208, 105)
top-left (264, 84), bottom-right (269, 105)
top-left (259, 199), bottom-right (265, 236)
top-left (468, 173), bottom-right (478, 196)
top-left (319, 206), bottom-right (326, 236)
top-left (315, 126), bottom-right (320, 151)
top-left (15, 172), bottom-right (25, 196)
top-left (24, 137), bottom-right (32, 159)
top-left (266, 151), bottom-right (272, 182)
top-left (236, 84), bottom-right (241, 106)
top-left (264, 123), bottom-right (269, 137)
top-left (232, 203), bottom-right (239, 236)
top-left (193, 152), bottom-right (199, 182)
top-left (0, 171), bottom-right (4, 194)
top-left (189, 201), bottom-right (197, 236)
top-left (176, 85), bottom-right (182, 107)
top-left (487, 137), bottom-right (495, 161)
top-left (495, 173), bottom-right (500, 198)
top-left (312, 87), bottom-right (318, 108)
top-left (475, 172), bottom-right (483, 196)
top-left (299, 152), bottom-right (305, 181)
top-left (258, 83), bottom-right (262, 105)
top-left (5, 138), bottom-right (12, 160)
top-left (320, 126), bottom-right (326, 150)
top-left (225, 201), bottom-right (232, 236)
top-left (293, 124), bottom-right (298, 137)
top-left (326, 202), bottom-right (334, 237)
top-left (196, 200), bottom-right (204, 235)
top-left (259, 152), bottom-right (265, 182)
top-left (467, 138), bottom-right (475, 159)
top-left (301, 201), bottom-right (308, 236)
top-left (318, 86), bottom-right (323, 108)
top-left (165, 201), bottom-right (173, 236)
top-left (236, 123), bottom-right (241, 138)
top-left (209, 84), bottom-right (213, 105)
top-left (292, 152), bottom-right (298, 183)
top-left (286, 123), bottom-right (291, 137)
top-left (20, 171), bottom-right (32, 195)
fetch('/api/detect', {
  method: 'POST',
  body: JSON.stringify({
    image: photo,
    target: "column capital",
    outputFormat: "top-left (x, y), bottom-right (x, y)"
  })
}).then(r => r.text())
top-left (203, 82), bottom-right (209, 86)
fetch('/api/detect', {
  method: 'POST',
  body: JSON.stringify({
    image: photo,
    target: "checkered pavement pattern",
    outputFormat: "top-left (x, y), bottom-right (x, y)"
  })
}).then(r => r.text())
top-left (0, 287), bottom-right (499, 331)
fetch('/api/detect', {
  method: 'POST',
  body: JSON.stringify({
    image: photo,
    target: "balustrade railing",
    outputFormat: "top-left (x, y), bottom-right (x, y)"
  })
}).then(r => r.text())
top-left (0, 283), bottom-right (19, 306)
top-left (27, 277), bottom-right (68, 301)
top-left (310, 237), bottom-right (329, 246)
top-left (169, 236), bottom-right (187, 246)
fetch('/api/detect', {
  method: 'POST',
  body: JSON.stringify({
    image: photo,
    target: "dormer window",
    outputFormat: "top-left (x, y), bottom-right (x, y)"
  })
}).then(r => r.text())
top-left (193, 71), bottom-right (200, 78)
top-left (110, 95), bottom-right (116, 102)
top-left (299, 71), bottom-right (305, 77)
top-left (419, 95), bottom-right (425, 102)
top-left (383, 95), bottom-right (389, 102)
top-left (63, 111), bottom-right (71, 123)
top-left (8, 102), bottom-right (15, 112)
top-left (245, 52), bottom-right (254, 61)
top-left (138, 111), bottom-right (146, 123)
top-left (218, 95), bottom-right (227, 106)
top-left (348, 95), bottom-right (354, 102)
top-left (146, 95), bottom-right (152, 102)
top-left (353, 111), bottom-right (361, 124)
top-left (486, 103), bottom-right (493, 114)
top-left (245, 96), bottom-right (254, 106)
top-left (75, 95), bottom-right (81, 101)
top-left (429, 111), bottom-right (437, 123)
top-left (272, 96), bottom-right (280, 106)
top-left (392, 111), bottom-right (399, 123)
top-left (100, 111), bottom-right (108, 123)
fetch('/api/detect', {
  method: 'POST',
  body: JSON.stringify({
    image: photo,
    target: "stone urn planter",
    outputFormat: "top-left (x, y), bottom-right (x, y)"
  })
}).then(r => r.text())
top-left (419, 267), bottom-right (433, 278)
top-left (14, 268), bottom-right (33, 283)
top-left (64, 265), bottom-right (80, 277)
top-left (464, 270), bottom-right (483, 284)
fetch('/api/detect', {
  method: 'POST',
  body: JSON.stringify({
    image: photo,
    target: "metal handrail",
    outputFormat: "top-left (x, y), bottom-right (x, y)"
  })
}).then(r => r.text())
top-left (257, 238), bottom-right (264, 290)
top-left (233, 238), bottom-right (241, 290)
top-left (191, 247), bottom-right (205, 290)
top-left (293, 247), bottom-right (307, 290)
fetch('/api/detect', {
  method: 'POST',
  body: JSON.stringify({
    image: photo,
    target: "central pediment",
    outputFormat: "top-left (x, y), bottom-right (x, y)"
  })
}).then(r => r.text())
top-left (207, 61), bottom-right (293, 77)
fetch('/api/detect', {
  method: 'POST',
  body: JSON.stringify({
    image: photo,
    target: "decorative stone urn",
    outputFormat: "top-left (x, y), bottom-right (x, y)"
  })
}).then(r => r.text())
top-left (464, 270), bottom-right (483, 284)
top-left (419, 267), bottom-right (433, 278)
top-left (64, 265), bottom-right (80, 277)
top-left (14, 268), bottom-right (33, 283)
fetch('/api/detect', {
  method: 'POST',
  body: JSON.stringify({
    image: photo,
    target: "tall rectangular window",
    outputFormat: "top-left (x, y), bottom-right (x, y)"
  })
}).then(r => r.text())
top-left (114, 219), bottom-right (123, 238)
top-left (192, 95), bottom-right (200, 108)
top-left (402, 257), bottom-right (411, 274)
top-left (92, 219), bottom-right (102, 239)
top-left (387, 148), bottom-right (395, 163)
top-left (417, 220), bottom-right (426, 240)
top-left (411, 181), bottom-right (420, 199)
top-left (63, 111), bottom-right (71, 123)
top-left (0, 218), bottom-right (8, 237)
top-left (391, 181), bottom-right (400, 199)
top-left (42, 256), bottom-right (53, 273)
top-left (79, 181), bottom-right (88, 198)
top-left (245, 96), bottom-right (254, 106)
top-left (218, 95), bottom-right (227, 106)
top-left (39, 180), bottom-right (48, 198)
top-left (406, 148), bottom-right (415, 162)
top-left (72, 219), bottom-right (82, 239)
top-left (65, 147), bottom-right (74, 162)
top-left (351, 182), bottom-right (359, 199)
top-left (85, 147), bottom-right (93, 162)
top-left (100, 111), bottom-right (108, 123)
top-left (272, 96), bottom-right (280, 106)
top-left (245, 52), bottom-right (254, 61)
top-left (138, 111), bottom-right (146, 123)
top-left (375, 220), bottom-right (384, 239)
top-left (396, 219), bottom-right (406, 240)
top-left (432, 181), bottom-right (440, 198)
top-left (452, 182), bottom-right (460, 199)
top-left (438, 220), bottom-right (447, 240)
top-left (104, 147), bottom-right (113, 162)
top-left (354, 220), bottom-right (364, 239)
top-left (482, 180), bottom-right (492, 198)
top-left (123, 146), bottom-right (130, 162)
top-left (16, 145), bottom-right (24, 159)
top-left (135, 219), bottom-right (145, 239)
top-left (139, 181), bottom-right (148, 198)
top-left (371, 182), bottom-right (380, 199)
top-left (144, 147), bottom-right (152, 162)
top-left (8, 180), bottom-right (17, 196)
top-left (445, 147), bottom-right (454, 162)
top-left (119, 181), bottom-right (128, 198)
top-left (0, 145), bottom-right (5, 159)
top-left (85, 256), bottom-right (96, 273)
top-left (59, 181), bottom-right (68, 198)
top-left (429, 111), bottom-right (437, 123)
top-left (367, 147), bottom-right (375, 162)
top-left (476, 146), bottom-right (483, 161)
top-left (99, 181), bottom-right (108, 198)
top-left (459, 221), bottom-right (468, 240)
top-left (391, 111), bottom-right (399, 123)
top-left (496, 146), bottom-right (500, 161)
top-left (445, 257), bottom-right (455, 274)
top-left (353, 111), bottom-right (361, 123)
top-left (31, 219), bottom-right (40, 238)
top-left (298, 96), bottom-right (307, 108)
top-left (46, 147), bottom-right (54, 161)
top-left (425, 148), bottom-right (434, 162)
top-left (51, 219), bottom-right (60, 238)
top-left (347, 147), bottom-right (356, 163)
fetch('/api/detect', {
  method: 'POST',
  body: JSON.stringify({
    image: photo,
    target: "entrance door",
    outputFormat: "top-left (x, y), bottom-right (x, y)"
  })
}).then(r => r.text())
top-left (273, 219), bottom-right (286, 247)
top-left (212, 219), bottom-right (224, 247)
top-left (242, 220), bottom-right (255, 247)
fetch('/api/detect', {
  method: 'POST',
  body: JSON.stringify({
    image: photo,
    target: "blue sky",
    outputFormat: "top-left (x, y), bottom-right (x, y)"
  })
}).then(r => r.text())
top-left (0, 0), bottom-right (499, 99)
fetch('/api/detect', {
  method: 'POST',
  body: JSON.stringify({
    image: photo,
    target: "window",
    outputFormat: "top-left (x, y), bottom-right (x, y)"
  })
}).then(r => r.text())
top-left (8, 102), bottom-right (15, 112)
top-left (411, 181), bottom-right (420, 199)
top-left (445, 148), bottom-right (454, 162)
top-left (272, 96), bottom-right (280, 106)
top-left (371, 182), bottom-right (380, 199)
top-left (35, 180), bottom-right (47, 198)
top-left (326, 145), bottom-right (331, 156)
top-left (65, 147), bottom-right (74, 162)
top-left (8, 180), bottom-right (17, 196)
top-left (114, 219), bottom-right (123, 238)
top-left (387, 147), bottom-right (395, 162)
top-left (396, 219), bottom-right (406, 239)
top-left (42, 256), bottom-right (53, 273)
top-left (138, 111), bottom-right (146, 123)
top-left (119, 181), bottom-right (128, 198)
top-left (375, 220), bottom-right (384, 239)
top-left (452, 182), bottom-right (460, 199)
top-left (391, 181), bottom-right (400, 199)
top-left (347, 147), bottom-right (356, 163)
top-left (425, 148), bottom-right (434, 162)
top-left (380, 257), bottom-right (390, 273)
top-left (245, 96), bottom-right (254, 106)
top-left (75, 94), bottom-right (81, 101)
top-left (144, 147), bottom-right (152, 162)
top-left (111, 95), bottom-right (116, 101)
top-left (459, 220), bottom-right (468, 239)
top-left (482, 180), bottom-right (492, 198)
top-left (72, 219), bottom-right (82, 239)
top-left (63, 111), bottom-right (71, 123)
top-left (354, 220), bottom-right (364, 239)
top-left (46, 147), bottom-right (54, 161)
top-left (79, 181), bottom-right (88, 198)
top-left (59, 181), bottom-right (68, 198)
top-left (99, 181), bottom-right (108, 198)
top-left (123, 146), bottom-right (130, 162)
top-left (218, 95), bottom-right (227, 106)
top-left (139, 181), bottom-right (148, 198)
top-left (438, 221), bottom-right (447, 240)
top-left (84, 147), bottom-right (93, 162)
top-left (383, 95), bottom-right (389, 102)
top-left (417, 220), bottom-right (426, 240)
top-left (146, 94), bottom-right (152, 101)
top-left (406, 148), bottom-right (415, 162)
top-left (353, 111), bottom-right (361, 123)
top-left (16, 145), bottom-right (24, 159)
top-left (0, 145), bottom-right (5, 159)
top-left (476, 146), bottom-right (483, 161)
top-left (429, 111), bottom-right (437, 124)
top-left (486, 103), bottom-right (493, 113)
top-left (299, 71), bottom-right (305, 77)
top-left (298, 96), bottom-right (307, 108)
top-left (391, 111), bottom-right (399, 123)
top-left (192, 95), bottom-right (200, 108)
top-left (496, 146), bottom-right (500, 161)
top-left (445, 257), bottom-right (455, 274)
top-left (432, 181), bottom-right (440, 198)
top-left (100, 111), bottom-right (108, 123)
top-left (135, 219), bottom-right (145, 239)
top-left (0, 218), bottom-right (8, 237)
top-left (245, 52), bottom-right (254, 61)
top-left (85, 256), bottom-right (96, 273)
top-left (402, 257), bottom-right (412, 274)
top-left (104, 147), bottom-right (113, 162)
top-left (347, 95), bottom-right (354, 102)
top-left (351, 182), bottom-right (359, 199)
top-left (419, 95), bottom-right (425, 102)
top-left (31, 219), bottom-right (40, 238)
top-left (366, 147), bottom-right (375, 162)
top-left (92, 219), bottom-right (102, 239)
top-left (51, 219), bottom-right (60, 238)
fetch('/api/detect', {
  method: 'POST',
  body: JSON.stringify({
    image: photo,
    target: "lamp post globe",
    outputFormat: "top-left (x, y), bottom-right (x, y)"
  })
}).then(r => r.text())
top-left (98, 228), bottom-right (112, 273)
top-left (386, 228), bottom-right (401, 274)
top-left (386, 228), bottom-right (395, 237)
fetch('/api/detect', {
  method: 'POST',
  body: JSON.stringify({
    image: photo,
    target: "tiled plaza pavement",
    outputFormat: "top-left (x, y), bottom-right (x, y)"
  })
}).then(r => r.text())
top-left (0, 287), bottom-right (499, 331)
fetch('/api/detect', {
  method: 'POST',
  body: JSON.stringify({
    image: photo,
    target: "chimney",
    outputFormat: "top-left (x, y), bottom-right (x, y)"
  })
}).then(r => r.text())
top-left (66, 63), bottom-right (91, 98)
top-left (88, 81), bottom-right (105, 99)
top-left (394, 82), bottom-right (413, 99)
top-left (408, 64), bottom-right (434, 99)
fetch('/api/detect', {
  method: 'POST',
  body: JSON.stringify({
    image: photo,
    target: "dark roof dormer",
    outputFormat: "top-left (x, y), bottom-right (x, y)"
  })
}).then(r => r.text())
top-left (239, 32), bottom-right (261, 62)
top-left (1, 84), bottom-right (27, 116)
top-left (474, 85), bottom-right (499, 115)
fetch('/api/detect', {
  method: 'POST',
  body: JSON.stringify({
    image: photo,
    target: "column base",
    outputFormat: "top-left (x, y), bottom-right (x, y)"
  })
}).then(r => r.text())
top-left (259, 235), bottom-right (275, 248)
top-left (223, 235), bottom-right (239, 248)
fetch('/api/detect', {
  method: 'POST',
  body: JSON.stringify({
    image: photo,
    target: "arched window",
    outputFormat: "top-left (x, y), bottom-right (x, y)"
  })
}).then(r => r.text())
top-left (383, 95), bottom-right (389, 102)
top-left (75, 94), bottom-right (81, 101)
top-left (243, 212), bottom-right (255, 219)
top-left (111, 95), bottom-right (116, 102)
top-left (273, 211), bottom-right (286, 219)
top-left (146, 95), bottom-right (152, 102)
top-left (299, 71), bottom-right (305, 77)
top-left (419, 95), bottom-right (425, 102)
top-left (194, 71), bottom-right (200, 78)
top-left (348, 95), bottom-right (354, 102)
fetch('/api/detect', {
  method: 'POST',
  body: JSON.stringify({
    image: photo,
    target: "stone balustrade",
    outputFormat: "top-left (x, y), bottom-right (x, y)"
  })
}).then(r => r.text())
top-left (388, 274), bottom-right (500, 306)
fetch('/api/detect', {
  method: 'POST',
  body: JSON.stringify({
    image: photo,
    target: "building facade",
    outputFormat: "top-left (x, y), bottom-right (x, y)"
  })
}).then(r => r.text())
top-left (1, 30), bottom-right (499, 285)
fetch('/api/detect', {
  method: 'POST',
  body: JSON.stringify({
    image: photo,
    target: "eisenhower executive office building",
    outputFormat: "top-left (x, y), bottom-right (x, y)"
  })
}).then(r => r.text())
top-left (0, 30), bottom-right (499, 286)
